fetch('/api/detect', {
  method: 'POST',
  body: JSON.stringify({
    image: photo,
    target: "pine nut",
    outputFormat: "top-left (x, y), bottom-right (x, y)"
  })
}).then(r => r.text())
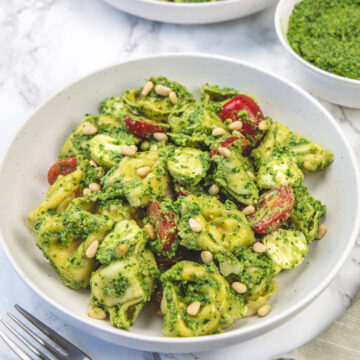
top-left (253, 242), bottom-right (267, 254)
top-left (136, 166), bottom-right (151, 178)
top-left (97, 168), bottom-right (104, 179)
top-left (242, 205), bottom-right (255, 216)
top-left (89, 160), bottom-right (98, 167)
top-left (115, 243), bottom-right (129, 258)
top-left (189, 218), bottom-right (202, 233)
top-left (247, 170), bottom-right (255, 179)
top-left (83, 187), bottom-right (91, 197)
top-left (120, 145), bottom-right (137, 156)
top-left (155, 85), bottom-right (171, 97)
top-left (89, 182), bottom-right (101, 192)
top-left (317, 224), bottom-right (327, 240)
top-left (227, 121), bottom-right (243, 131)
top-left (88, 307), bottom-right (106, 320)
top-left (153, 132), bottom-right (168, 142)
top-left (258, 120), bottom-right (268, 131)
top-left (218, 147), bottom-right (231, 158)
top-left (187, 301), bottom-right (201, 316)
top-left (208, 184), bottom-right (220, 195)
top-left (130, 145), bottom-right (138, 152)
top-left (141, 81), bottom-right (154, 97)
top-left (232, 130), bottom-right (242, 136)
top-left (231, 282), bottom-right (247, 294)
top-left (86, 240), bottom-right (99, 259)
top-left (212, 127), bottom-right (226, 137)
top-left (257, 304), bottom-right (271, 317)
top-left (82, 123), bottom-right (98, 136)
top-left (201, 251), bottom-right (213, 264)
top-left (169, 91), bottom-right (178, 105)
top-left (141, 141), bottom-right (150, 151)
top-left (144, 223), bottom-right (156, 240)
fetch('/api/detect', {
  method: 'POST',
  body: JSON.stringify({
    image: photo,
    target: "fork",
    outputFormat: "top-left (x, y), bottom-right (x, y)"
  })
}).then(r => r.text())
top-left (0, 304), bottom-right (93, 360)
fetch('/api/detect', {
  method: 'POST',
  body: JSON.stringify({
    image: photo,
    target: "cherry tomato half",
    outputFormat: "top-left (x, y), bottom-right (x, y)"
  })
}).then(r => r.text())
top-left (249, 185), bottom-right (295, 234)
top-left (47, 157), bottom-right (77, 185)
top-left (174, 183), bottom-right (193, 197)
top-left (210, 136), bottom-right (250, 158)
top-left (220, 95), bottom-right (264, 140)
top-left (125, 115), bottom-right (168, 138)
top-left (147, 201), bottom-right (177, 252)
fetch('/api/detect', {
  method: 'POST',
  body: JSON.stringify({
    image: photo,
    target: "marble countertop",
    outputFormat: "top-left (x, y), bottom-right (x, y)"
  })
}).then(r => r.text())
top-left (1, 1), bottom-right (360, 359)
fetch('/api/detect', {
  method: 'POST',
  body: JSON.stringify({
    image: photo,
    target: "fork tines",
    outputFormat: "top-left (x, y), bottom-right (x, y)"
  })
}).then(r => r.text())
top-left (0, 304), bottom-right (92, 360)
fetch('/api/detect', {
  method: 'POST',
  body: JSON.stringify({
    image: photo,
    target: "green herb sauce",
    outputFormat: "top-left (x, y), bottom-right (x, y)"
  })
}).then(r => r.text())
top-left (287, 0), bottom-right (360, 80)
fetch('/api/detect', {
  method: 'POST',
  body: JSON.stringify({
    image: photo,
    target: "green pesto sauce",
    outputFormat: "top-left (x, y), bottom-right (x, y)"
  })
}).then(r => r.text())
top-left (287, 0), bottom-right (360, 80)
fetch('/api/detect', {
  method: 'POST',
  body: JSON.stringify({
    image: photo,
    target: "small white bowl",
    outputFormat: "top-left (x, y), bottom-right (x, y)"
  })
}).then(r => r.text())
top-left (101, 0), bottom-right (276, 25)
top-left (275, 0), bottom-right (360, 109)
top-left (0, 54), bottom-right (359, 353)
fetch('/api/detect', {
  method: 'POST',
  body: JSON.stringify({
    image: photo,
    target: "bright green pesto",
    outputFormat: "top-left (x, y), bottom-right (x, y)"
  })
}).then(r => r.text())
top-left (287, 0), bottom-right (360, 80)
top-left (28, 76), bottom-right (333, 337)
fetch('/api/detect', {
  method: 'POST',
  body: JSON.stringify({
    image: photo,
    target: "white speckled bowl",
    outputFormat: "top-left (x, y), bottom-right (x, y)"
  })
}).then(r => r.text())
top-left (0, 54), bottom-right (359, 353)
top-left (275, 0), bottom-right (360, 108)
top-left (101, 0), bottom-right (276, 25)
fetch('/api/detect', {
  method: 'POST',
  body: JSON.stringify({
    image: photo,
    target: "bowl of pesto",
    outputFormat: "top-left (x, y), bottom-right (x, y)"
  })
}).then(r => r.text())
top-left (101, 0), bottom-right (277, 24)
top-left (0, 54), bottom-right (359, 353)
top-left (275, 0), bottom-right (360, 108)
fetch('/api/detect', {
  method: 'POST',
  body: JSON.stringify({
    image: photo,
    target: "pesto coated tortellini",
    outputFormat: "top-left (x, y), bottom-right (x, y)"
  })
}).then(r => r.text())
top-left (28, 76), bottom-right (333, 337)
top-left (161, 261), bottom-right (246, 337)
top-left (90, 250), bottom-right (158, 330)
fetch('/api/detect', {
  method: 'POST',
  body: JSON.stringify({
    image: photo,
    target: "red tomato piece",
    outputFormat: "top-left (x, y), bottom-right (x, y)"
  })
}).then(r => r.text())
top-left (249, 185), bottom-right (295, 234)
top-left (210, 136), bottom-right (250, 158)
top-left (47, 157), bottom-right (77, 185)
top-left (147, 201), bottom-right (177, 252)
top-left (125, 115), bottom-right (168, 138)
top-left (174, 183), bottom-right (192, 197)
top-left (220, 95), bottom-right (264, 140)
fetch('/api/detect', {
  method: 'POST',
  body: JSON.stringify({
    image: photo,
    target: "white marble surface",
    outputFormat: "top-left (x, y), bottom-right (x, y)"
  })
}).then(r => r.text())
top-left (1, 0), bottom-right (360, 359)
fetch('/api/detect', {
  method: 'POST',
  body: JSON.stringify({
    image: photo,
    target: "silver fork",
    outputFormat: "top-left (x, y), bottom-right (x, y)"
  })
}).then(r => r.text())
top-left (0, 304), bottom-right (93, 360)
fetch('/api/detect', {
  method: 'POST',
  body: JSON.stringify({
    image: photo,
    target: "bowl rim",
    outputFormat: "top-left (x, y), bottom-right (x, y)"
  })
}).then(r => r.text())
top-left (0, 52), bottom-right (359, 347)
top-left (274, 0), bottom-right (360, 86)
top-left (123, 0), bottom-right (258, 8)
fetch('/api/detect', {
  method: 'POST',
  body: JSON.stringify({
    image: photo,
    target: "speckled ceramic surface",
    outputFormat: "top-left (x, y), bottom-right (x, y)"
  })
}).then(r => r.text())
top-left (0, 53), bottom-right (359, 353)
top-left (101, 0), bottom-right (277, 25)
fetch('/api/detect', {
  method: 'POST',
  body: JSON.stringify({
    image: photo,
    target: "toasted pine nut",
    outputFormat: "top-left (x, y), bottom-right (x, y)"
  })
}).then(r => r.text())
top-left (257, 304), bottom-right (271, 317)
top-left (212, 127), bottom-right (226, 137)
top-left (86, 240), bottom-right (99, 259)
top-left (141, 141), bottom-right (150, 151)
top-left (187, 301), bottom-right (201, 316)
top-left (247, 170), bottom-right (255, 179)
top-left (83, 187), bottom-right (91, 197)
top-left (153, 132), bottom-right (168, 142)
top-left (258, 120), bottom-right (268, 131)
top-left (242, 205), bottom-right (255, 216)
top-left (228, 121), bottom-right (243, 131)
top-left (97, 168), bottom-right (104, 179)
top-left (189, 218), bottom-right (202, 233)
top-left (120, 145), bottom-right (137, 156)
top-left (88, 307), bottom-right (106, 320)
top-left (88, 307), bottom-right (107, 320)
top-left (136, 166), bottom-right (151, 178)
top-left (130, 145), bottom-right (138, 152)
top-left (141, 81), bottom-right (154, 97)
top-left (144, 223), bottom-right (156, 240)
top-left (89, 182), bottom-right (101, 192)
top-left (169, 91), bottom-right (178, 105)
top-left (155, 85), bottom-right (171, 97)
top-left (115, 243), bottom-right (129, 258)
top-left (232, 282), bottom-right (247, 294)
top-left (218, 147), bottom-right (231, 158)
top-left (82, 123), bottom-right (98, 136)
top-left (201, 251), bottom-right (213, 264)
top-left (317, 224), bottom-right (327, 240)
top-left (253, 242), bottom-right (267, 254)
top-left (89, 159), bottom-right (98, 167)
top-left (208, 184), bottom-right (220, 195)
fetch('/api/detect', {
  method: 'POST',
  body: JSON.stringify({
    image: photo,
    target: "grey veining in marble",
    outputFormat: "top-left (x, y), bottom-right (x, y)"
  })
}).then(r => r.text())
top-left (1, 0), bottom-right (360, 359)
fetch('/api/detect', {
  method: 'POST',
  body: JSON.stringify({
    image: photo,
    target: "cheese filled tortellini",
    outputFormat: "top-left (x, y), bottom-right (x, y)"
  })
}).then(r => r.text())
top-left (160, 261), bottom-right (246, 337)
top-left (28, 77), bottom-right (333, 337)
top-left (90, 250), bottom-right (158, 330)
